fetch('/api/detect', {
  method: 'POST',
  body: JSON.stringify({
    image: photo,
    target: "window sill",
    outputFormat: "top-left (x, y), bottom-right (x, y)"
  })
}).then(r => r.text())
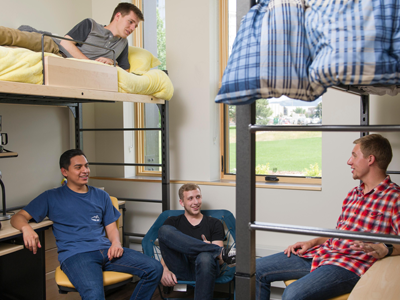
top-left (90, 177), bottom-right (322, 191)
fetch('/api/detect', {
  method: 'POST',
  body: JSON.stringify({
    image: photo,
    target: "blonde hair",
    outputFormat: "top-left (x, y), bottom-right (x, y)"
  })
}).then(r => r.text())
top-left (179, 183), bottom-right (201, 200)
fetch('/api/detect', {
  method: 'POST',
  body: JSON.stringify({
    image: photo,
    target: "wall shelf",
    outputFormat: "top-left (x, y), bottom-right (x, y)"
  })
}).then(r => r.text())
top-left (0, 152), bottom-right (18, 158)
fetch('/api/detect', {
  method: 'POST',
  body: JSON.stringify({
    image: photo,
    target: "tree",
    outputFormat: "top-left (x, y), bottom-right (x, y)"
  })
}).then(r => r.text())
top-left (255, 99), bottom-right (273, 125)
top-left (228, 99), bottom-right (273, 126)
top-left (314, 102), bottom-right (322, 118)
top-left (156, 8), bottom-right (166, 71)
top-left (294, 107), bottom-right (306, 114)
top-left (228, 105), bottom-right (236, 124)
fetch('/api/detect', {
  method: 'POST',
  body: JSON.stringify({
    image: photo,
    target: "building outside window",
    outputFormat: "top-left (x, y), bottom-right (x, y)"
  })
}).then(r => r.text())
top-left (220, 0), bottom-right (322, 181)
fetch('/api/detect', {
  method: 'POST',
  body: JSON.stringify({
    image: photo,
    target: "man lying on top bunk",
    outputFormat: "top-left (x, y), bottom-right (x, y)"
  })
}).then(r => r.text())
top-left (256, 134), bottom-right (400, 300)
top-left (58, 2), bottom-right (143, 71)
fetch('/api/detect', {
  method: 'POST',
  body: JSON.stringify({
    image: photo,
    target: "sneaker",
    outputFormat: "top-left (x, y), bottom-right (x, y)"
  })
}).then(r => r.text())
top-left (222, 245), bottom-right (236, 266)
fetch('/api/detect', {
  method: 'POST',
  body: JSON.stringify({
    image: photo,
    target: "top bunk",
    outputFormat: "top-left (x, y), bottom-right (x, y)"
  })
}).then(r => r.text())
top-left (215, 0), bottom-right (400, 105)
top-left (0, 80), bottom-right (165, 106)
top-left (0, 27), bottom-right (173, 106)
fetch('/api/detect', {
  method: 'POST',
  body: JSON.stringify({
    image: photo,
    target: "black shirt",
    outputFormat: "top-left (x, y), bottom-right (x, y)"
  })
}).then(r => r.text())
top-left (163, 214), bottom-right (224, 242)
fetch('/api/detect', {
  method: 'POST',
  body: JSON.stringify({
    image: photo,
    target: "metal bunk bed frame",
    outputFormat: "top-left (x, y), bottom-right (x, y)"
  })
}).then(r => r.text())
top-left (0, 88), bottom-right (170, 248)
top-left (77, 101), bottom-right (170, 244)
top-left (234, 1), bottom-right (400, 299)
top-left (1, 36), bottom-right (170, 246)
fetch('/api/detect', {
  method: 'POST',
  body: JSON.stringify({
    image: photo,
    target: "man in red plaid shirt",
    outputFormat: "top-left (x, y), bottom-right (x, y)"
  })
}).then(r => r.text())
top-left (256, 134), bottom-right (400, 300)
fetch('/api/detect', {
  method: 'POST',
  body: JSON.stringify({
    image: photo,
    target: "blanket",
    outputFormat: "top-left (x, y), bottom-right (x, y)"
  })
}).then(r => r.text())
top-left (0, 26), bottom-right (60, 55)
top-left (215, 0), bottom-right (400, 105)
top-left (0, 46), bottom-right (173, 100)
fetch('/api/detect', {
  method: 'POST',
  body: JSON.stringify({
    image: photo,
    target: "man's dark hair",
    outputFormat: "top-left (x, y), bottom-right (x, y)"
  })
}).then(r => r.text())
top-left (353, 134), bottom-right (392, 171)
top-left (110, 2), bottom-right (144, 23)
top-left (59, 149), bottom-right (87, 170)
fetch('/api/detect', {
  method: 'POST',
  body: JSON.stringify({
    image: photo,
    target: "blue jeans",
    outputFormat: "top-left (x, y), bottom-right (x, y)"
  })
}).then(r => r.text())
top-left (256, 252), bottom-right (360, 300)
top-left (61, 247), bottom-right (163, 300)
top-left (158, 225), bottom-right (223, 300)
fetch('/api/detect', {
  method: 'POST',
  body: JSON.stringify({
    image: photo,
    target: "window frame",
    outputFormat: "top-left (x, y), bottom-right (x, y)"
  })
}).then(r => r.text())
top-left (218, 0), bottom-right (321, 185)
top-left (133, 0), bottom-right (162, 177)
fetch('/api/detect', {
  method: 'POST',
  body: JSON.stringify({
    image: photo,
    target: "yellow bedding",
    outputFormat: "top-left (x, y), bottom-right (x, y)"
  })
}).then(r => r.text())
top-left (0, 46), bottom-right (173, 100)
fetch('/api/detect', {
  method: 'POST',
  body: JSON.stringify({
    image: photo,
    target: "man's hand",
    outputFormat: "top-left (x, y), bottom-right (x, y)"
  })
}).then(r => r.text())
top-left (21, 225), bottom-right (41, 254)
top-left (161, 268), bottom-right (177, 287)
top-left (95, 57), bottom-right (115, 65)
top-left (284, 237), bottom-right (328, 257)
top-left (105, 222), bottom-right (123, 261)
top-left (11, 210), bottom-right (41, 254)
top-left (284, 241), bottom-right (314, 257)
top-left (107, 242), bottom-right (124, 261)
top-left (349, 241), bottom-right (389, 259)
top-left (202, 234), bottom-right (211, 244)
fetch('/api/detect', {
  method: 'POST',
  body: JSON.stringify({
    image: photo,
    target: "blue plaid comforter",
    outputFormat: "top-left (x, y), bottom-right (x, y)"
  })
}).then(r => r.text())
top-left (215, 0), bottom-right (400, 105)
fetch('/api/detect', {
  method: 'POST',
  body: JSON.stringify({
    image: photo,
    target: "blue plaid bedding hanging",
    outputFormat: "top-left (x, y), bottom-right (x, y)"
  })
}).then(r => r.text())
top-left (215, 0), bottom-right (400, 105)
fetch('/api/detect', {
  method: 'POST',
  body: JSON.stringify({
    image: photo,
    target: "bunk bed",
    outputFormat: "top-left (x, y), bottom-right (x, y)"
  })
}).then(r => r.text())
top-left (0, 30), bottom-right (171, 207)
top-left (0, 33), bottom-right (171, 299)
top-left (216, 0), bottom-right (400, 299)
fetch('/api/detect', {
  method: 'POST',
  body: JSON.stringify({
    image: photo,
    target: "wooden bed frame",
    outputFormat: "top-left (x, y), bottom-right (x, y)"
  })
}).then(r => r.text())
top-left (0, 80), bottom-right (164, 105)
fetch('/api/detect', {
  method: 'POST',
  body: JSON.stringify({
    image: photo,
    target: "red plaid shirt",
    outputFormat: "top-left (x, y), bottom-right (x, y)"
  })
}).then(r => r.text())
top-left (300, 176), bottom-right (400, 277)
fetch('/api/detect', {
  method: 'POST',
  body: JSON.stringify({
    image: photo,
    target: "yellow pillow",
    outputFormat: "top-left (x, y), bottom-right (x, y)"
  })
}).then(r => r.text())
top-left (128, 46), bottom-right (160, 75)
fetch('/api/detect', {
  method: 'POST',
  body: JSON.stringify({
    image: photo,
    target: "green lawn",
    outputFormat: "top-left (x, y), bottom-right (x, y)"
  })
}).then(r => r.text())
top-left (228, 137), bottom-right (322, 175)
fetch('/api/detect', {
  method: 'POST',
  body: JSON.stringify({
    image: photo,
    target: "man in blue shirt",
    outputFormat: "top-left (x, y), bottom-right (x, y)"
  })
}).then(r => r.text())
top-left (11, 149), bottom-right (162, 300)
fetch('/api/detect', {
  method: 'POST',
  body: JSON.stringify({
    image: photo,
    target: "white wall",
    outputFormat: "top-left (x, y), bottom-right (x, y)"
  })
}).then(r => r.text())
top-left (166, 0), bottom-right (220, 182)
top-left (0, 0), bottom-right (91, 35)
top-left (0, 0), bottom-right (92, 208)
top-left (0, 104), bottom-right (70, 208)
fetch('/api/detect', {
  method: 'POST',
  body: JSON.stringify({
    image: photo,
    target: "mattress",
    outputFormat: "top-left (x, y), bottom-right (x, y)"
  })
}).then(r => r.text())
top-left (0, 45), bottom-right (174, 100)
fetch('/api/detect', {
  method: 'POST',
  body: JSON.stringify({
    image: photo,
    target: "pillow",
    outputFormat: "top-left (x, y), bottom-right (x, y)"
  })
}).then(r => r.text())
top-left (215, 0), bottom-right (318, 105)
top-left (128, 46), bottom-right (160, 75)
top-left (306, 0), bottom-right (400, 87)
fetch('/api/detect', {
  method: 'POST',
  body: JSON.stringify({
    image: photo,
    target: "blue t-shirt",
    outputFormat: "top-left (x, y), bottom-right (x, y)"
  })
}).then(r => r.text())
top-left (24, 185), bottom-right (121, 265)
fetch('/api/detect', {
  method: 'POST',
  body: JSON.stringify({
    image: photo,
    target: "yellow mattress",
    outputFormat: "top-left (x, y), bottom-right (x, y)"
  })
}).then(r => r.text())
top-left (0, 46), bottom-right (173, 100)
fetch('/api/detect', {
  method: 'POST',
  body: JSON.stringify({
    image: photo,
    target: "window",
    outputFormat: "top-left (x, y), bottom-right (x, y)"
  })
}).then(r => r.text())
top-left (219, 0), bottom-right (322, 182)
top-left (133, 0), bottom-right (166, 176)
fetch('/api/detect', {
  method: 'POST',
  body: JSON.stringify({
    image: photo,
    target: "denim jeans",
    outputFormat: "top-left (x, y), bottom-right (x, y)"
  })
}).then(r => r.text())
top-left (158, 225), bottom-right (223, 300)
top-left (61, 247), bottom-right (163, 300)
top-left (256, 252), bottom-right (360, 300)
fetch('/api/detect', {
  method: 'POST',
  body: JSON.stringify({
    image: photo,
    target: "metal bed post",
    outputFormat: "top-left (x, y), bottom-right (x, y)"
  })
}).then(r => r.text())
top-left (236, 103), bottom-right (257, 299)
top-left (75, 103), bottom-right (83, 149)
top-left (158, 101), bottom-right (170, 211)
top-left (360, 94), bottom-right (369, 137)
top-left (235, 1), bottom-right (258, 299)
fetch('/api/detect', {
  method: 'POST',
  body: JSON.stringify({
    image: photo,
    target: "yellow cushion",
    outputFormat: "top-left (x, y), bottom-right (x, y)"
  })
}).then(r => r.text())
top-left (109, 196), bottom-right (120, 229)
top-left (55, 266), bottom-right (133, 288)
top-left (128, 46), bottom-right (160, 75)
top-left (284, 279), bottom-right (350, 300)
top-left (54, 196), bottom-right (132, 289)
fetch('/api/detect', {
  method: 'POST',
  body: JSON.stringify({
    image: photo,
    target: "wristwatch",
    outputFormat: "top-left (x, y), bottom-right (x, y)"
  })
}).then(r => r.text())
top-left (384, 243), bottom-right (394, 257)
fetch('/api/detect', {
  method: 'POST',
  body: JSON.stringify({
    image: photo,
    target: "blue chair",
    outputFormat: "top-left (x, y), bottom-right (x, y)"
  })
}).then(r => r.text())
top-left (142, 209), bottom-right (236, 300)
